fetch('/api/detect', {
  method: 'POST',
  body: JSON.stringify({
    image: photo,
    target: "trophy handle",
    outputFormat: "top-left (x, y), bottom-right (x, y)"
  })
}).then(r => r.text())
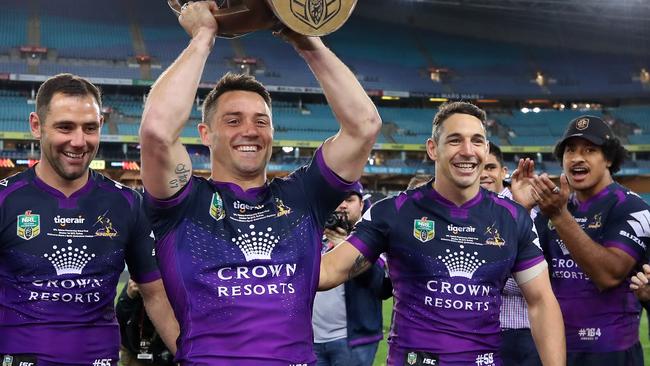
top-left (168, 0), bottom-right (251, 16)
top-left (167, 0), bottom-right (280, 39)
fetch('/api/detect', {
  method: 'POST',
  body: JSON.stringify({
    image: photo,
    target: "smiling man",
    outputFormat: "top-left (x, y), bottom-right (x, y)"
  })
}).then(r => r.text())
top-left (138, 2), bottom-right (380, 365)
top-left (530, 115), bottom-right (650, 366)
top-left (480, 142), bottom-right (542, 366)
top-left (320, 102), bottom-right (565, 366)
top-left (0, 73), bottom-right (177, 365)
top-left (480, 142), bottom-right (508, 196)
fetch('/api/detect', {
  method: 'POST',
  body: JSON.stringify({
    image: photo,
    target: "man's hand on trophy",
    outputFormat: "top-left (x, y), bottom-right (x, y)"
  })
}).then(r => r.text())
top-left (179, 1), bottom-right (219, 41)
top-left (273, 27), bottom-right (324, 52)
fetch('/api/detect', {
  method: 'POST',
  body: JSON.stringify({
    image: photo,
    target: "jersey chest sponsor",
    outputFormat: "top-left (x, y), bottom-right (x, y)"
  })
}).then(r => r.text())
top-left (13, 209), bottom-right (122, 241)
top-left (408, 217), bottom-right (509, 248)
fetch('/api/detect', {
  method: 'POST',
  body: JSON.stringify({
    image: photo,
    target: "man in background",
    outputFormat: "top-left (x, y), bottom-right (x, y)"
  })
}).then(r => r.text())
top-left (480, 142), bottom-right (542, 366)
top-left (313, 183), bottom-right (391, 366)
top-left (532, 115), bottom-right (648, 366)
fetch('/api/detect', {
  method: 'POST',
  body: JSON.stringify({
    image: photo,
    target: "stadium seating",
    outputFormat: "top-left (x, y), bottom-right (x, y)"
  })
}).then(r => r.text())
top-left (2, 0), bottom-right (646, 98)
top-left (0, 7), bottom-right (28, 53)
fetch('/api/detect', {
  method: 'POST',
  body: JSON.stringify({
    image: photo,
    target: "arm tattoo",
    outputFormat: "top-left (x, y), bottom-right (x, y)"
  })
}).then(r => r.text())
top-left (168, 163), bottom-right (191, 189)
top-left (348, 254), bottom-right (371, 280)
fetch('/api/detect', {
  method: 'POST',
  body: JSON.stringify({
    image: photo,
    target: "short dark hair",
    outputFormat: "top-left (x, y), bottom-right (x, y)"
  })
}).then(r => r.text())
top-left (202, 72), bottom-right (272, 125)
top-left (553, 136), bottom-right (627, 174)
top-left (431, 101), bottom-right (486, 142)
top-left (36, 73), bottom-right (102, 122)
top-left (488, 141), bottom-right (505, 167)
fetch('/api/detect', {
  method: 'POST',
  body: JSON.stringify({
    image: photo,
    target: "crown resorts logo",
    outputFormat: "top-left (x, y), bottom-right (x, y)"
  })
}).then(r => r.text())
top-left (231, 224), bottom-right (279, 262)
top-left (438, 245), bottom-right (486, 279)
top-left (44, 239), bottom-right (96, 275)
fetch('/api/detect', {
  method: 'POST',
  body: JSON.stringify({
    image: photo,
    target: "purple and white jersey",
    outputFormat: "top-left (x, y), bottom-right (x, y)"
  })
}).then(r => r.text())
top-left (536, 182), bottom-right (649, 352)
top-left (0, 168), bottom-right (159, 366)
top-left (145, 148), bottom-right (355, 366)
top-left (348, 185), bottom-right (544, 366)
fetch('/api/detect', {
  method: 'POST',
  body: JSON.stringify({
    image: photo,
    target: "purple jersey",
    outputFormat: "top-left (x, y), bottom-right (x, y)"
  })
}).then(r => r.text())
top-left (0, 168), bottom-right (159, 366)
top-left (536, 182), bottom-right (649, 352)
top-left (145, 148), bottom-right (355, 365)
top-left (348, 185), bottom-right (544, 366)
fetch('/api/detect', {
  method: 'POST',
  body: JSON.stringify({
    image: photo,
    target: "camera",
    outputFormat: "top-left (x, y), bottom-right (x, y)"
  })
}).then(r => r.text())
top-left (324, 211), bottom-right (353, 233)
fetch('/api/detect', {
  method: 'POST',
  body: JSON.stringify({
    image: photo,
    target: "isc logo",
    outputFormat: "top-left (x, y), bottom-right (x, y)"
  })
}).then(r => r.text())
top-left (19, 363), bottom-right (34, 366)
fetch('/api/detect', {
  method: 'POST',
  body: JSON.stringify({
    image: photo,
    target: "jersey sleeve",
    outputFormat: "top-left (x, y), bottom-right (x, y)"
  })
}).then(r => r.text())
top-left (290, 146), bottom-right (358, 227)
top-left (512, 207), bottom-right (545, 275)
top-left (346, 197), bottom-right (394, 263)
top-left (126, 191), bottom-right (161, 284)
top-left (601, 197), bottom-right (650, 262)
top-left (143, 176), bottom-right (196, 240)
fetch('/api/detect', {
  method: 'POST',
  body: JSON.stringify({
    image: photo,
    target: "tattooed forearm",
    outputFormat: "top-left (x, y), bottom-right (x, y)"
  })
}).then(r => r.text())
top-left (168, 163), bottom-right (191, 189)
top-left (348, 254), bottom-right (371, 280)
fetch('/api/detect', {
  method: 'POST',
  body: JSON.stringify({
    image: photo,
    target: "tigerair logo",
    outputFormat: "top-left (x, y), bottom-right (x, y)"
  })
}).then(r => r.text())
top-left (43, 239), bottom-right (96, 275)
top-left (54, 215), bottom-right (85, 227)
top-left (233, 200), bottom-right (264, 213)
top-left (17, 210), bottom-right (40, 240)
top-left (447, 224), bottom-right (476, 235)
top-left (231, 224), bottom-right (280, 262)
top-left (438, 245), bottom-right (486, 279)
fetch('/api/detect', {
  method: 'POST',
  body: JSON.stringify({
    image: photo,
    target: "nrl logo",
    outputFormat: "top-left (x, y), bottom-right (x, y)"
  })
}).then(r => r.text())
top-left (209, 192), bottom-right (226, 221)
top-left (406, 352), bottom-right (417, 365)
top-left (17, 210), bottom-right (40, 240)
top-left (290, 0), bottom-right (341, 29)
top-left (413, 217), bottom-right (435, 243)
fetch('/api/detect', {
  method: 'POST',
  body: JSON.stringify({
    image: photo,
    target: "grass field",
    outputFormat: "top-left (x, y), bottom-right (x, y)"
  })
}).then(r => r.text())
top-left (371, 299), bottom-right (650, 365)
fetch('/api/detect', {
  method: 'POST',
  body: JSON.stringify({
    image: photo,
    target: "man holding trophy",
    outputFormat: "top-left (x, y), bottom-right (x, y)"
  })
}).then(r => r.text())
top-left (139, 0), bottom-right (379, 365)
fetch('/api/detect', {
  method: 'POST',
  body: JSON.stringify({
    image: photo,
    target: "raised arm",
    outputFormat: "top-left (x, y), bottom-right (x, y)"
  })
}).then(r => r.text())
top-left (518, 266), bottom-right (566, 366)
top-left (532, 174), bottom-right (636, 290)
top-left (319, 241), bottom-right (372, 291)
top-left (139, 1), bottom-right (218, 199)
top-left (281, 32), bottom-right (381, 182)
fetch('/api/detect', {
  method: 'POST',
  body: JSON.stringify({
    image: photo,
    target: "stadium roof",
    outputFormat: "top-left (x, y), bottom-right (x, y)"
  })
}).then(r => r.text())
top-left (356, 0), bottom-right (650, 55)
